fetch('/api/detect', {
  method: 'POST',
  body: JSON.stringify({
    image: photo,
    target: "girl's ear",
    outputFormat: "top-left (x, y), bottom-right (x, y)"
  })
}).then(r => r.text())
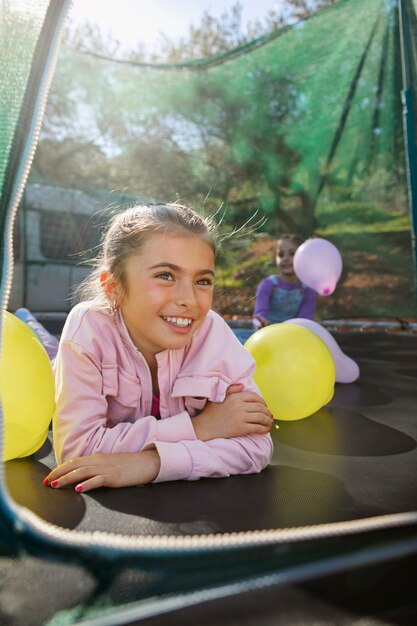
top-left (100, 271), bottom-right (118, 302)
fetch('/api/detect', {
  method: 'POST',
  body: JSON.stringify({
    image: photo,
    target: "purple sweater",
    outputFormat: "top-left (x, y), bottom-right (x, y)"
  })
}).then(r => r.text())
top-left (254, 275), bottom-right (317, 324)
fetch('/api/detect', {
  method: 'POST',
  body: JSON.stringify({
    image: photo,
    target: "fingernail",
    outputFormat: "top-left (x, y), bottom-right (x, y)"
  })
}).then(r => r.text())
top-left (75, 485), bottom-right (83, 493)
top-left (43, 478), bottom-right (49, 486)
top-left (51, 480), bottom-right (59, 488)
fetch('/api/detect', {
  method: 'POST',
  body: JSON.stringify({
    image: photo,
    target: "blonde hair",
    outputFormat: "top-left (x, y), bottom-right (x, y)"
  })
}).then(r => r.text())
top-left (76, 203), bottom-right (217, 312)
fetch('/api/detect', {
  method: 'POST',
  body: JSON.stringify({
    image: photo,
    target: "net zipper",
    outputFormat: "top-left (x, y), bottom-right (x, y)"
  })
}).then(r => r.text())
top-left (12, 505), bottom-right (417, 555)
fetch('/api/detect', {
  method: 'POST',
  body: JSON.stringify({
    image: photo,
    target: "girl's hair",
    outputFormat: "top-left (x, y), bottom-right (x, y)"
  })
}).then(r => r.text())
top-left (76, 203), bottom-right (217, 311)
top-left (276, 233), bottom-right (303, 251)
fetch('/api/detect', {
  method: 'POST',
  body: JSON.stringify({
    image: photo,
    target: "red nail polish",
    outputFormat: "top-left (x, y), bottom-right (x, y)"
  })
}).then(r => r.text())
top-left (75, 485), bottom-right (83, 493)
top-left (51, 480), bottom-right (59, 488)
top-left (43, 478), bottom-right (49, 486)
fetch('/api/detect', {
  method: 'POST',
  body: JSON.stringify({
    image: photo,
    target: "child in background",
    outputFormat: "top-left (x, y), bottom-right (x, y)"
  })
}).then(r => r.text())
top-left (253, 234), bottom-right (317, 328)
top-left (43, 203), bottom-right (273, 493)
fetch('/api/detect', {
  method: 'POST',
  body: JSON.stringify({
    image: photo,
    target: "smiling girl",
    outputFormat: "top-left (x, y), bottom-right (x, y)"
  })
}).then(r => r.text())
top-left (44, 204), bottom-right (273, 492)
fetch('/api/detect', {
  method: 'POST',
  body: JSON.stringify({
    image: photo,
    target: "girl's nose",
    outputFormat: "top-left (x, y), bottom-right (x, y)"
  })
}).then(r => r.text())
top-left (175, 280), bottom-right (197, 308)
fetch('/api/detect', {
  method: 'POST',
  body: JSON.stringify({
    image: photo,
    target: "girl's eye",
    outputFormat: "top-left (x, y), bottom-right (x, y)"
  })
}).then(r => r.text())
top-left (197, 278), bottom-right (214, 286)
top-left (156, 272), bottom-right (173, 281)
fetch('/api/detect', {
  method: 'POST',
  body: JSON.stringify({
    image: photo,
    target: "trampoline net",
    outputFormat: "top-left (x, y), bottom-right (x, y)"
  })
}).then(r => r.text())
top-left (5, 0), bottom-right (417, 318)
top-left (0, 0), bottom-right (50, 232)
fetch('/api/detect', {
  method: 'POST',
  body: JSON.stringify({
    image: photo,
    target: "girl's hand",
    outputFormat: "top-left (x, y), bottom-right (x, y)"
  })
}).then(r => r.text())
top-left (193, 384), bottom-right (273, 442)
top-left (43, 449), bottom-right (161, 493)
top-left (253, 315), bottom-right (270, 328)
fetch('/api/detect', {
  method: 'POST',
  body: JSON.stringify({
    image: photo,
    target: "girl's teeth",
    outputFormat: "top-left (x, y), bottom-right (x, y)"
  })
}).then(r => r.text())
top-left (164, 316), bottom-right (192, 327)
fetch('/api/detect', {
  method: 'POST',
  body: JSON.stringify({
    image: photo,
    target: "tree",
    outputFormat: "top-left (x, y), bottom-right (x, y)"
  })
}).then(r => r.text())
top-left (65, 1), bottom-right (337, 63)
top-left (181, 69), bottom-right (308, 233)
top-left (32, 0), bottom-right (335, 230)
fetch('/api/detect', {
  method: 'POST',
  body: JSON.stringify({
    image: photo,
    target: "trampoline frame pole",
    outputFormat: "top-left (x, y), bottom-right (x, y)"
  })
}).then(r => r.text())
top-left (398, 0), bottom-right (417, 305)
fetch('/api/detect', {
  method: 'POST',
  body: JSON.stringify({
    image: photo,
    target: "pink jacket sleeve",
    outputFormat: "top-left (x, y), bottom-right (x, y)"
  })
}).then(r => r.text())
top-left (155, 435), bottom-right (272, 482)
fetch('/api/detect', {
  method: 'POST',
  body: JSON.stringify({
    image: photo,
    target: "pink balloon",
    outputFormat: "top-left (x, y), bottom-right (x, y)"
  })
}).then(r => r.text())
top-left (284, 318), bottom-right (360, 383)
top-left (293, 238), bottom-right (342, 296)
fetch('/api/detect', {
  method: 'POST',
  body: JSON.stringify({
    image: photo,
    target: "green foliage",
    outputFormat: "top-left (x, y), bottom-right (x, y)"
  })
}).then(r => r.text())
top-left (34, 0), bottom-right (406, 235)
top-left (318, 201), bottom-right (394, 227)
top-left (216, 236), bottom-right (275, 287)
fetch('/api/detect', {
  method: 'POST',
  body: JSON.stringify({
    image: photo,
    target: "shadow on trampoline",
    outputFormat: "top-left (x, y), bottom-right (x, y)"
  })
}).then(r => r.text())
top-left (275, 407), bottom-right (416, 457)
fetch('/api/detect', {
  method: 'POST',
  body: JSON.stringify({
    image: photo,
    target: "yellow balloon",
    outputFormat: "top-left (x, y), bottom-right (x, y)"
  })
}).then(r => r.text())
top-left (0, 311), bottom-right (55, 461)
top-left (245, 323), bottom-right (335, 421)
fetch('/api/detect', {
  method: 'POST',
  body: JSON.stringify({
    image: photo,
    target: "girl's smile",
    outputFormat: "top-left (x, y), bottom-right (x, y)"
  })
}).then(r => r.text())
top-left (161, 315), bottom-right (194, 331)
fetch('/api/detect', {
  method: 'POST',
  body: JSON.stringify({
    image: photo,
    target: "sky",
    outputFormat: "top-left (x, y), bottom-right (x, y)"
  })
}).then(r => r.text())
top-left (69, 0), bottom-right (287, 52)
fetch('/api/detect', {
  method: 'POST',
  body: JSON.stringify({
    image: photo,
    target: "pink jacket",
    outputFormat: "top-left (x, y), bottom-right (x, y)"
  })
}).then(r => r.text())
top-left (53, 302), bottom-right (273, 482)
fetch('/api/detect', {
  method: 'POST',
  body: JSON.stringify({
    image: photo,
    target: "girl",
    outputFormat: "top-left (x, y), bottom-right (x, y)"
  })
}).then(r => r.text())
top-left (253, 234), bottom-right (317, 328)
top-left (44, 203), bottom-right (273, 493)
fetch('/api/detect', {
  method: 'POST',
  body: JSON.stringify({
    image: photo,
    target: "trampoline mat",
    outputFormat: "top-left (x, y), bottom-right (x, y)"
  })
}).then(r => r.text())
top-left (2, 330), bottom-right (417, 626)
top-left (5, 331), bottom-right (417, 536)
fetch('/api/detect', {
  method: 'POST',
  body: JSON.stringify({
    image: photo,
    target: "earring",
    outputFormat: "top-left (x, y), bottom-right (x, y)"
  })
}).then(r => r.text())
top-left (111, 299), bottom-right (119, 315)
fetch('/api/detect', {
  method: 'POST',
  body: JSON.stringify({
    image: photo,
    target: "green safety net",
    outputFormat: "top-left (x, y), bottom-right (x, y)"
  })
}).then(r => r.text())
top-left (10, 0), bottom-right (417, 318)
top-left (0, 0), bottom-right (50, 253)
top-left (0, 1), bottom-right (49, 186)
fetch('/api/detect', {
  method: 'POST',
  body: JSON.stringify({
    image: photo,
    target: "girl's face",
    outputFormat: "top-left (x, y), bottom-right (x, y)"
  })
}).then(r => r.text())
top-left (116, 232), bottom-right (215, 362)
top-left (276, 238), bottom-right (298, 279)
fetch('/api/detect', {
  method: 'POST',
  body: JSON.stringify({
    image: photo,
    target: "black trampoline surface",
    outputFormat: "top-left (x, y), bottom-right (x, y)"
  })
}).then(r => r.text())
top-left (2, 330), bottom-right (417, 625)
top-left (5, 331), bottom-right (417, 535)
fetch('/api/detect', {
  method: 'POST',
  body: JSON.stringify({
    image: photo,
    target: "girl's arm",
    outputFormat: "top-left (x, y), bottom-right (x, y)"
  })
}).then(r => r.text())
top-left (253, 277), bottom-right (274, 325)
top-left (297, 286), bottom-right (317, 320)
top-left (154, 377), bottom-right (273, 482)
top-left (47, 379), bottom-right (274, 491)
top-left (154, 432), bottom-right (273, 483)
top-left (45, 428), bottom-right (273, 491)
top-left (45, 429), bottom-right (273, 491)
